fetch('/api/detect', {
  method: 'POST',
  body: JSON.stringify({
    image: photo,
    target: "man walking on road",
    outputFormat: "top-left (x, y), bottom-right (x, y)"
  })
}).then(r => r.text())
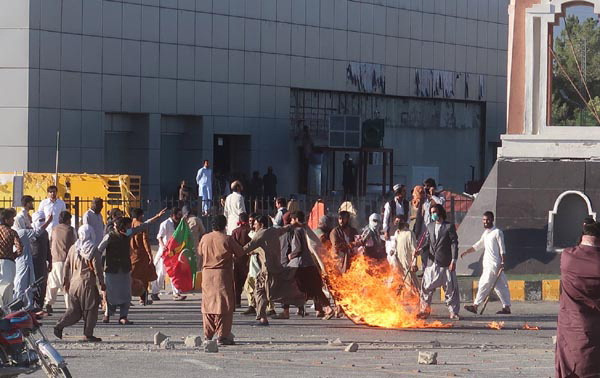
top-left (422, 179), bottom-right (445, 227)
top-left (196, 160), bottom-right (213, 216)
top-left (54, 225), bottom-right (105, 342)
top-left (151, 207), bottom-right (186, 301)
top-left (198, 215), bottom-right (245, 345)
top-left (461, 211), bottom-right (511, 315)
top-left (416, 204), bottom-right (460, 320)
top-left (243, 216), bottom-right (304, 326)
top-left (45, 211), bottom-right (75, 314)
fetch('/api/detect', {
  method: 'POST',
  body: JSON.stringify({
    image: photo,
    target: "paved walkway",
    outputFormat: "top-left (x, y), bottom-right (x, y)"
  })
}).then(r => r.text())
top-left (34, 295), bottom-right (557, 377)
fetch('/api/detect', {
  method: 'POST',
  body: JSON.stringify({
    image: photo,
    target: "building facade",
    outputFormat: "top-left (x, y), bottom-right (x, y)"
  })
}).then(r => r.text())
top-left (0, 0), bottom-right (509, 199)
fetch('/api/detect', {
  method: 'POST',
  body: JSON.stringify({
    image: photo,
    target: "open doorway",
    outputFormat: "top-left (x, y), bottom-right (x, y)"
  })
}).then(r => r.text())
top-left (213, 134), bottom-right (251, 197)
top-left (160, 116), bottom-right (203, 198)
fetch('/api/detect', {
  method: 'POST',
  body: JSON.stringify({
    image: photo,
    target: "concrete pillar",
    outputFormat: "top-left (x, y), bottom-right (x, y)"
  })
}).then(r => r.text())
top-left (147, 113), bottom-right (161, 200)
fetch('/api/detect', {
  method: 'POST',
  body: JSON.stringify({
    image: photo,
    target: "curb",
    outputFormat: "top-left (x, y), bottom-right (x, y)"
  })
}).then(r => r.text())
top-left (443, 279), bottom-right (561, 302)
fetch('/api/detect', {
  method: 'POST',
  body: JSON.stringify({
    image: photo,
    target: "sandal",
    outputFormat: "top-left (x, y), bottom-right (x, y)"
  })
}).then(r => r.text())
top-left (323, 310), bottom-right (335, 320)
top-left (297, 307), bottom-right (305, 317)
top-left (119, 318), bottom-right (133, 325)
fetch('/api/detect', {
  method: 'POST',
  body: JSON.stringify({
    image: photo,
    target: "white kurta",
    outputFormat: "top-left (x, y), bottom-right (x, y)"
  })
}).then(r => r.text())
top-left (224, 192), bottom-right (246, 235)
top-left (14, 210), bottom-right (32, 230)
top-left (382, 200), bottom-right (406, 233)
top-left (471, 227), bottom-right (511, 307)
top-left (151, 218), bottom-right (178, 295)
top-left (422, 194), bottom-right (446, 226)
top-left (196, 167), bottom-right (213, 213)
top-left (37, 198), bottom-right (66, 238)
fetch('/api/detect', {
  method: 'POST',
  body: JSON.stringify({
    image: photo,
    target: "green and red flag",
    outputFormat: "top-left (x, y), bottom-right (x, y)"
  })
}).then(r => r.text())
top-left (162, 220), bottom-right (197, 293)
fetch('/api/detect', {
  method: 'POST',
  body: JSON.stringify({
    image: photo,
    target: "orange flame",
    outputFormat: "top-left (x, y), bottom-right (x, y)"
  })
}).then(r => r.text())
top-left (487, 321), bottom-right (505, 330)
top-left (321, 250), bottom-right (450, 329)
top-left (522, 323), bottom-right (540, 330)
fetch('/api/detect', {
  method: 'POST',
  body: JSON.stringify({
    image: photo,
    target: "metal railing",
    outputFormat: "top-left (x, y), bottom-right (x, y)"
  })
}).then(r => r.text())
top-left (1, 191), bottom-right (473, 240)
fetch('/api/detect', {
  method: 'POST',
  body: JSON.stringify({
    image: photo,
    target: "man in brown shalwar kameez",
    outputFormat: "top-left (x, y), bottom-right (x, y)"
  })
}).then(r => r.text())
top-left (329, 211), bottom-right (359, 273)
top-left (243, 215), bottom-right (305, 326)
top-left (556, 221), bottom-right (600, 378)
top-left (53, 225), bottom-right (104, 342)
top-left (232, 213), bottom-right (252, 308)
top-left (198, 215), bottom-right (245, 345)
top-left (130, 208), bottom-right (158, 306)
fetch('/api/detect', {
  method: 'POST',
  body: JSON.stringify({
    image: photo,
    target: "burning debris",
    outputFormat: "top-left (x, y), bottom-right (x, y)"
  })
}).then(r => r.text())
top-left (487, 321), bottom-right (505, 330)
top-left (319, 251), bottom-right (450, 329)
top-left (522, 323), bottom-right (540, 330)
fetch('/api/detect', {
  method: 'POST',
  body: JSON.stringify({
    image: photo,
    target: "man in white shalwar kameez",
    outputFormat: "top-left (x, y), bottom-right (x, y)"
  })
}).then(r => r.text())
top-left (196, 160), bottom-right (213, 215)
top-left (150, 207), bottom-right (185, 301)
top-left (224, 181), bottom-right (246, 235)
top-left (461, 211), bottom-right (511, 315)
top-left (37, 185), bottom-right (66, 240)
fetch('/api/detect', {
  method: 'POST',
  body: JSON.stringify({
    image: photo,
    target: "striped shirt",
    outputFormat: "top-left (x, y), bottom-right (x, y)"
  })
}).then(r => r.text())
top-left (0, 224), bottom-right (23, 261)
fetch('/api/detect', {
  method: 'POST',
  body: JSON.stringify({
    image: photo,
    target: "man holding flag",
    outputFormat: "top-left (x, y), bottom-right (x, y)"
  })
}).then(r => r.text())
top-left (151, 208), bottom-right (188, 301)
top-left (160, 210), bottom-right (198, 298)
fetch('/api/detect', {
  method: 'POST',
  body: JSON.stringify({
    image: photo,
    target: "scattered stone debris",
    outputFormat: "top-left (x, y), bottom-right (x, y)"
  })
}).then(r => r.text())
top-left (153, 332), bottom-right (168, 345)
top-left (184, 335), bottom-right (203, 348)
top-left (204, 340), bottom-right (219, 353)
top-left (345, 342), bottom-right (359, 352)
top-left (160, 338), bottom-right (174, 350)
top-left (418, 351), bottom-right (438, 365)
top-left (328, 338), bottom-right (343, 346)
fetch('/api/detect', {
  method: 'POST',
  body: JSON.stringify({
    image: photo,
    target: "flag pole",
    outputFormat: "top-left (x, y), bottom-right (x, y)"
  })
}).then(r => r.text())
top-left (54, 130), bottom-right (60, 185)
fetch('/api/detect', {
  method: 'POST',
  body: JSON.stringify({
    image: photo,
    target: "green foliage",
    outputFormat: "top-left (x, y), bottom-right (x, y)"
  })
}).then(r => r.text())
top-left (552, 13), bottom-right (600, 126)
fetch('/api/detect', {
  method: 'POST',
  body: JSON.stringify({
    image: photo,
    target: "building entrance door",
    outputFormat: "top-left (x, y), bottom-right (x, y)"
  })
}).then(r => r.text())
top-left (213, 134), bottom-right (251, 195)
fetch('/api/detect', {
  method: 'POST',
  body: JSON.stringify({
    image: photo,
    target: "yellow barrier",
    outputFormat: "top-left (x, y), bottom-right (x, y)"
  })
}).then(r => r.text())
top-left (508, 280), bottom-right (525, 301)
top-left (0, 172), bottom-right (141, 222)
top-left (542, 280), bottom-right (560, 301)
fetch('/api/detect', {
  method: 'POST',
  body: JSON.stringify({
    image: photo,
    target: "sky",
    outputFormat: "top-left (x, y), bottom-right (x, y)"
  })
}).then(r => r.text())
top-left (554, 5), bottom-right (598, 38)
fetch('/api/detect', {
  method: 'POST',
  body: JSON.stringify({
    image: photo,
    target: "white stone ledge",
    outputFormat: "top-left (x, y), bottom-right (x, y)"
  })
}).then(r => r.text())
top-left (499, 134), bottom-right (600, 159)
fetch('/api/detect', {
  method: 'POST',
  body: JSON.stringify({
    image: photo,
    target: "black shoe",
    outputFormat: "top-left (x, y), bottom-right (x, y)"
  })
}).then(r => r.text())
top-left (45, 304), bottom-right (53, 315)
top-left (254, 321), bottom-right (269, 326)
top-left (217, 337), bottom-right (235, 345)
top-left (53, 327), bottom-right (63, 340)
top-left (496, 307), bottom-right (511, 314)
top-left (464, 305), bottom-right (478, 314)
top-left (150, 294), bottom-right (160, 301)
top-left (242, 307), bottom-right (256, 316)
top-left (83, 336), bottom-right (102, 342)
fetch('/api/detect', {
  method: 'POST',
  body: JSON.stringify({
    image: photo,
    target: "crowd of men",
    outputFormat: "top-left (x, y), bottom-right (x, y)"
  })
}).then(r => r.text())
top-left (0, 170), bottom-right (596, 376)
top-left (0, 177), bottom-right (515, 345)
top-left (195, 176), bottom-right (515, 344)
top-left (0, 174), bottom-right (598, 376)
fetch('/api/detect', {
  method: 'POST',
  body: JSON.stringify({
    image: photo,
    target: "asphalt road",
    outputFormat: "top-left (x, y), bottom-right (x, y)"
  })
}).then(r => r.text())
top-left (30, 294), bottom-right (557, 378)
